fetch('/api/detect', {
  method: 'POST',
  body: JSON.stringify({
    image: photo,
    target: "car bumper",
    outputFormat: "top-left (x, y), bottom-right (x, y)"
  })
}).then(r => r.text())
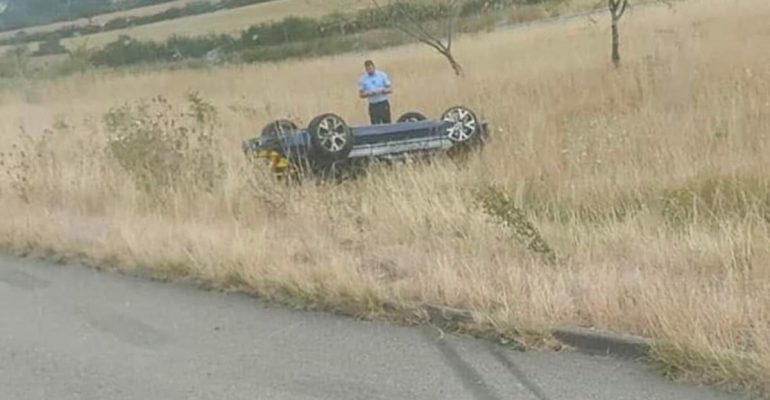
top-left (242, 139), bottom-right (290, 171)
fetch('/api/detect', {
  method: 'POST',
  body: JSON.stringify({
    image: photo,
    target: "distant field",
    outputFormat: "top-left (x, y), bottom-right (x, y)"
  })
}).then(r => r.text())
top-left (62, 0), bottom-right (379, 50)
top-left (0, 0), bottom-right (217, 41)
top-left (2, 0), bottom-right (596, 57)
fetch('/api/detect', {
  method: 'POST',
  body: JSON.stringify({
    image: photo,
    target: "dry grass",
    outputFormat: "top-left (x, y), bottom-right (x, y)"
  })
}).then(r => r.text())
top-left (61, 0), bottom-right (381, 50)
top-left (1, 0), bottom-right (770, 395)
top-left (0, 0), bottom-right (213, 41)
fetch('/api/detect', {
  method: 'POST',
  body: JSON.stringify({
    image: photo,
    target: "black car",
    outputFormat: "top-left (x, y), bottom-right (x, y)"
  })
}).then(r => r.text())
top-left (242, 105), bottom-right (490, 179)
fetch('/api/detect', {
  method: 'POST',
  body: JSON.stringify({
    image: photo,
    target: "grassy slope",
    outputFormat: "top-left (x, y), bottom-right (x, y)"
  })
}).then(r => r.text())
top-left (1, 0), bottom-right (769, 396)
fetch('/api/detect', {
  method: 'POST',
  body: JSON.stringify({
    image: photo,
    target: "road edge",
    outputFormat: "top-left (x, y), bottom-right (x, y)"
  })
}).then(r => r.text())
top-left (550, 325), bottom-right (653, 360)
top-left (1, 248), bottom-right (655, 360)
top-left (419, 304), bottom-right (654, 360)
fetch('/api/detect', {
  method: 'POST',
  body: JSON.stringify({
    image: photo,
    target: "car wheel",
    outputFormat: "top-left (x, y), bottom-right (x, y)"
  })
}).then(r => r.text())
top-left (261, 119), bottom-right (298, 139)
top-left (307, 113), bottom-right (354, 162)
top-left (397, 111), bottom-right (427, 123)
top-left (440, 106), bottom-right (479, 143)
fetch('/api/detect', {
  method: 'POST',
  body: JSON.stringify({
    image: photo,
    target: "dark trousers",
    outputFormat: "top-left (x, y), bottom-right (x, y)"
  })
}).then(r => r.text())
top-left (368, 100), bottom-right (391, 124)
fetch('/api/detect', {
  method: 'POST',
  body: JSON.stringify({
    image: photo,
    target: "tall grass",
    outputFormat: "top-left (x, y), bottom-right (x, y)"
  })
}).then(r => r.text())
top-left (1, 0), bottom-right (769, 395)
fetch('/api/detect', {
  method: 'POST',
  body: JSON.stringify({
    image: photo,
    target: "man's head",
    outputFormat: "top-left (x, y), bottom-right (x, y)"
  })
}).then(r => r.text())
top-left (364, 59), bottom-right (375, 75)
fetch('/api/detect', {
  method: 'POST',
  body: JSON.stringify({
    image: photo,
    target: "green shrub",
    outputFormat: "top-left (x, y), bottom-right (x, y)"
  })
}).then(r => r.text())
top-left (104, 93), bottom-right (226, 200)
top-left (91, 35), bottom-right (167, 66)
top-left (80, 0), bottom-right (549, 69)
top-left (0, 46), bottom-right (32, 79)
top-left (659, 174), bottom-right (770, 227)
top-left (242, 16), bottom-right (321, 45)
top-left (33, 38), bottom-right (68, 56)
top-left (476, 185), bottom-right (557, 264)
top-left (44, 42), bottom-right (94, 76)
top-left (91, 0), bottom-right (479, 67)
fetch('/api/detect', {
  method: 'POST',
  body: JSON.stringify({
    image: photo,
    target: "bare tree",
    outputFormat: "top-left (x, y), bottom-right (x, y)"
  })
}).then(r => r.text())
top-left (608, 0), bottom-right (628, 67)
top-left (593, 0), bottom-right (674, 68)
top-left (372, 0), bottom-right (464, 76)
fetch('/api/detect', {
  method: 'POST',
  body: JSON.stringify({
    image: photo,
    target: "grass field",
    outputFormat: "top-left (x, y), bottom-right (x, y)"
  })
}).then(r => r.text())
top-left (60, 0), bottom-right (382, 50)
top-left (1, 0), bottom-right (769, 396)
top-left (0, 0), bottom-right (215, 41)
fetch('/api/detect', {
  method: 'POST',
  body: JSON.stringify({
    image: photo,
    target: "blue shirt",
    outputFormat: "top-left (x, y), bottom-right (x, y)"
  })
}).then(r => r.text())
top-left (358, 70), bottom-right (391, 104)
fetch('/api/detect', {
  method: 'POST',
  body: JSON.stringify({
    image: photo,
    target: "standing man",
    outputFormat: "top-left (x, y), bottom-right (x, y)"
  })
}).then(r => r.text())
top-left (358, 59), bottom-right (393, 124)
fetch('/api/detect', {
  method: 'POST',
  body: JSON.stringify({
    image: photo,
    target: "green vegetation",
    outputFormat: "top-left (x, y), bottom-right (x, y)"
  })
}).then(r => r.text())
top-left (476, 185), bottom-right (558, 264)
top-left (89, 0), bottom-right (552, 68)
top-left (0, 0), bottom-right (559, 79)
top-left (0, 0), bottom-right (560, 80)
top-left (104, 93), bottom-right (226, 201)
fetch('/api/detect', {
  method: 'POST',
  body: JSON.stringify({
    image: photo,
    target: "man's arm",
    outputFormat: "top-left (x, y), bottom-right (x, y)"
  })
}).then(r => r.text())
top-left (360, 87), bottom-right (386, 98)
top-left (382, 72), bottom-right (393, 95)
top-left (358, 77), bottom-right (369, 98)
top-left (359, 86), bottom-right (378, 98)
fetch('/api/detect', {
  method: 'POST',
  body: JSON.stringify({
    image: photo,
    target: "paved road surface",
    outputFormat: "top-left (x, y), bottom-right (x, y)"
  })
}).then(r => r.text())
top-left (0, 255), bottom-right (749, 400)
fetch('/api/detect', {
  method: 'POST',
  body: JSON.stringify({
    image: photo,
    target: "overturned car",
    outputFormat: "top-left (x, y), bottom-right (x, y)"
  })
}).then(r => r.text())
top-left (242, 105), bottom-right (490, 180)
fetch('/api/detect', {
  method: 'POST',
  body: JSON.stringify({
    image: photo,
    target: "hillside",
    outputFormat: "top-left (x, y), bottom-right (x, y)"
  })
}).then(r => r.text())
top-left (62, 0), bottom-right (377, 50)
top-left (0, 0), bottom-right (381, 57)
top-left (0, 0), bottom-right (593, 67)
top-left (0, 0), bottom-right (213, 41)
top-left (0, 0), bottom-right (180, 32)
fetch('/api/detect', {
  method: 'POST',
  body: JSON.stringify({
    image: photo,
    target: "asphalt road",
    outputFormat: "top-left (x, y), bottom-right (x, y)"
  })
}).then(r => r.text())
top-left (0, 255), bottom-right (749, 400)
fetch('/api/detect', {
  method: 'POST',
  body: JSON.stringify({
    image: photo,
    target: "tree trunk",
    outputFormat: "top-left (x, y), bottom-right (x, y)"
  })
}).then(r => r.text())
top-left (442, 50), bottom-right (463, 76)
top-left (611, 18), bottom-right (620, 67)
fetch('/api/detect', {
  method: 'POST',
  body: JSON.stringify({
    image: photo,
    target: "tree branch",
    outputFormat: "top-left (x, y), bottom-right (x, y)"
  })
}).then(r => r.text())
top-left (370, 0), bottom-right (462, 76)
top-left (617, 0), bottom-right (628, 19)
top-left (394, 2), bottom-right (445, 47)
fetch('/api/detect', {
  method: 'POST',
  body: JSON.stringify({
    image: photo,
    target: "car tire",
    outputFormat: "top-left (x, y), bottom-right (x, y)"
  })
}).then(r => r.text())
top-left (306, 113), bottom-right (354, 162)
top-left (261, 119), bottom-right (298, 139)
top-left (440, 105), bottom-right (480, 143)
top-left (397, 111), bottom-right (427, 123)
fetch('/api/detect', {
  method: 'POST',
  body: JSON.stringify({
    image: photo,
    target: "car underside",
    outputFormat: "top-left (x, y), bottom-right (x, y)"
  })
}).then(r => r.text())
top-left (242, 105), bottom-right (490, 181)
